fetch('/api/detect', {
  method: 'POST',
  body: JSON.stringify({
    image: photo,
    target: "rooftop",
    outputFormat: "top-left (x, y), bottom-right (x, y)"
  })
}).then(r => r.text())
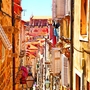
top-left (32, 16), bottom-right (52, 19)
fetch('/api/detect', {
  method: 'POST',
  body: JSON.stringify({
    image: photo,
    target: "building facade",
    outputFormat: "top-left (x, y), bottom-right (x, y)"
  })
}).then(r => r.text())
top-left (73, 0), bottom-right (90, 90)
top-left (52, 0), bottom-right (71, 90)
top-left (0, 0), bottom-right (22, 90)
top-left (52, 0), bottom-right (90, 90)
top-left (24, 16), bottom-right (52, 90)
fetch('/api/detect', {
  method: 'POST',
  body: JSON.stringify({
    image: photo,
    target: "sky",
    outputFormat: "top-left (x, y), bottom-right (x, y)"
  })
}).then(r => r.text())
top-left (21, 0), bottom-right (52, 21)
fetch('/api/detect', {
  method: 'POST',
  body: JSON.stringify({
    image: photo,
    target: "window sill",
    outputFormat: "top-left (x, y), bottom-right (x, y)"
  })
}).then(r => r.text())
top-left (79, 35), bottom-right (88, 42)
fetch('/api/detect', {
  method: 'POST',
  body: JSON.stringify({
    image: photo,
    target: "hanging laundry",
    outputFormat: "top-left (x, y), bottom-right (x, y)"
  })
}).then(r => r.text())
top-left (54, 28), bottom-right (59, 37)
top-left (55, 22), bottom-right (60, 28)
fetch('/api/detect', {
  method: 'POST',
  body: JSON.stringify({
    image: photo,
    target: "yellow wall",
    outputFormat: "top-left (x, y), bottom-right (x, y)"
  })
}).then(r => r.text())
top-left (0, 0), bottom-right (12, 90)
top-left (0, 0), bottom-right (21, 90)
top-left (73, 0), bottom-right (90, 89)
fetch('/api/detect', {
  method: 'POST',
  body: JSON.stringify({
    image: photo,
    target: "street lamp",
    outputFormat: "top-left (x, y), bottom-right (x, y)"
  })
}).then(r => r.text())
top-left (45, 78), bottom-right (50, 89)
top-left (20, 67), bottom-right (34, 90)
top-left (26, 71), bottom-right (34, 89)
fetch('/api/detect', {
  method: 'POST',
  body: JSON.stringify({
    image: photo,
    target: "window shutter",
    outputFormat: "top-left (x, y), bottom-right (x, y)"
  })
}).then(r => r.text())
top-left (65, 0), bottom-right (70, 15)
top-left (54, 51), bottom-right (60, 59)
top-left (52, 0), bottom-right (56, 19)
top-left (51, 48), bottom-right (61, 75)
top-left (55, 58), bottom-right (61, 74)
top-left (0, 25), bottom-right (12, 50)
top-left (56, 0), bottom-right (65, 18)
top-left (61, 54), bottom-right (69, 86)
top-left (0, 39), bottom-right (2, 59)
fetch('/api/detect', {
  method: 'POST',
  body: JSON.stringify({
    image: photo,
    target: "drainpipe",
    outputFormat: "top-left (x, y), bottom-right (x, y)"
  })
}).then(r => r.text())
top-left (70, 0), bottom-right (74, 90)
top-left (45, 38), bottom-right (46, 90)
top-left (12, 0), bottom-right (15, 90)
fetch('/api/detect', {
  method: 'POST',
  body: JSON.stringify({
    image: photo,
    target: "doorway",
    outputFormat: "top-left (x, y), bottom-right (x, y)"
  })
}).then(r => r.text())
top-left (87, 81), bottom-right (90, 90)
top-left (76, 74), bottom-right (81, 90)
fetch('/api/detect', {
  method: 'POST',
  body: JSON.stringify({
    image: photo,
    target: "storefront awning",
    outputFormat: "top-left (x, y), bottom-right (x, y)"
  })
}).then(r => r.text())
top-left (29, 33), bottom-right (39, 37)
top-left (0, 25), bottom-right (12, 50)
top-left (14, 2), bottom-right (22, 14)
top-left (14, 0), bottom-right (20, 4)
top-left (26, 43), bottom-right (38, 50)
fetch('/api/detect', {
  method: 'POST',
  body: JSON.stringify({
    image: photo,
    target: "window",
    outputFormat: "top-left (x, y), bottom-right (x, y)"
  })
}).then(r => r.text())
top-left (2, 44), bottom-right (5, 63)
top-left (0, 39), bottom-right (2, 59)
top-left (61, 54), bottom-right (69, 86)
top-left (87, 81), bottom-right (90, 90)
top-left (54, 51), bottom-right (60, 59)
top-left (0, 39), bottom-right (5, 62)
top-left (80, 0), bottom-right (89, 41)
top-left (0, 0), bottom-right (2, 11)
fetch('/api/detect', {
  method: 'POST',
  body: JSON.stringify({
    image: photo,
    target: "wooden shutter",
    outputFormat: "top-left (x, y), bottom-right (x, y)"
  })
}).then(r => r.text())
top-left (0, 25), bottom-right (12, 50)
top-left (56, 0), bottom-right (65, 18)
top-left (55, 58), bottom-right (61, 74)
top-left (65, 0), bottom-right (70, 15)
top-left (0, 39), bottom-right (2, 59)
top-left (87, 82), bottom-right (90, 90)
top-left (51, 48), bottom-right (61, 75)
top-left (54, 51), bottom-right (60, 59)
top-left (80, 0), bottom-right (87, 35)
top-left (61, 54), bottom-right (69, 86)
top-left (52, 0), bottom-right (56, 18)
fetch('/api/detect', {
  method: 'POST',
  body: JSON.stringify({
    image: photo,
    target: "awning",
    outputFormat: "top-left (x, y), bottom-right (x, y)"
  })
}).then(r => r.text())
top-left (14, 0), bottom-right (20, 4)
top-left (26, 49), bottom-right (36, 54)
top-left (26, 52), bottom-right (36, 59)
top-left (26, 43), bottom-right (38, 50)
top-left (37, 28), bottom-right (48, 36)
top-left (26, 49), bottom-right (37, 52)
top-left (30, 42), bottom-right (39, 45)
top-left (33, 28), bottom-right (39, 32)
top-left (29, 33), bottom-right (38, 37)
top-left (26, 51), bottom-right (36, 56)
top-left (0, 25), bottom-right (12, 50)
top-left (30, 54), bottom-right (36, 59)
top-left (14, 2), bottom-right (22, 14)
top-left (42, 28), bottom-right (48, 33)
top-left (20, 66), bottom-right (28, 84)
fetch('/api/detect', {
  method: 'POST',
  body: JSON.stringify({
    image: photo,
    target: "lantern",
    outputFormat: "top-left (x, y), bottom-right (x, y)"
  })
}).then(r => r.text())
top-left (20, 67), bottom-right (34, 89)
top-left (45, 78), bottom-right (50, 89)
top-left (26, 71), bottom-right (34, 89)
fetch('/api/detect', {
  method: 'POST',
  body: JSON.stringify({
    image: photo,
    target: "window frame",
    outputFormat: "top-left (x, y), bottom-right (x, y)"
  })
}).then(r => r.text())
top-left (79, 0), bottom-right (89, 41)
top-left (2, 44), bottom-right (5, 63)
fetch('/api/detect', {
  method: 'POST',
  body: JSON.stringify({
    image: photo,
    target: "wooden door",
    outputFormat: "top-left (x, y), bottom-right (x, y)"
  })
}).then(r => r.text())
top-left (76, 74), bottom-right (80, 90)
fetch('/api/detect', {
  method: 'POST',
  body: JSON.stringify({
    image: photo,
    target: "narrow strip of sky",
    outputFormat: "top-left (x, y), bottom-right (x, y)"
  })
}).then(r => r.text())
top-left (21, 0), bottom-right (52, 21)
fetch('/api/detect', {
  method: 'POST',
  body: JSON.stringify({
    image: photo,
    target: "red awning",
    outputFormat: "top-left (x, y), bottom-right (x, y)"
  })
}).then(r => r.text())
top-left (26, 51), bottom-right (36, 58)
top-left (14, 0), bottom-right (20, 4)
top-left (26, 44), bottom-right (38, 50)
top-left (20, 66), bottom-right (28, 84)
top-left (29, 33), bottom-right (38, 37)
top-left (40, 39), bottom-right (45, 43)
top-left (33, 28), bottom-right (38, 32)
top-left (26, 52), bottom-right (36, 56)
top-left (14, 2), bottom-right (22, 14)
top-left (42, 28), bottom-right (48, 33)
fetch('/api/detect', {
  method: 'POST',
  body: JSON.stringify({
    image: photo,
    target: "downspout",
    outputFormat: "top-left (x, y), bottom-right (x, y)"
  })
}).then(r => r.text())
top-left (12, 0), bottom-right (15, 90)
top-left (45, 38), bottom-right (46, 90)
top-left (70, 0), bottom-right (74, 90)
